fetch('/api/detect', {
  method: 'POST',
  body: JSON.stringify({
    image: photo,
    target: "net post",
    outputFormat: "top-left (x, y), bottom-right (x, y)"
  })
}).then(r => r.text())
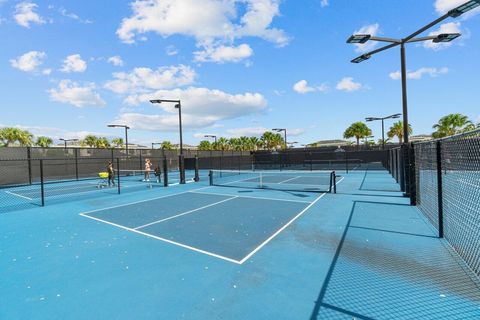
top-left (116, 158), bottom-right (121, 194)
top-left (40, 160), bottom-right (45, 206)
top-left (333, 171), bottom-right (337, 194)
top-left (436, 141), bottom-right (444, 238)
top-left (194, 155), bottom-right (200, 182)
top-left (179, 154), bottom-right (186, 184)
top-left (209, 170), bottom-right (213, 186)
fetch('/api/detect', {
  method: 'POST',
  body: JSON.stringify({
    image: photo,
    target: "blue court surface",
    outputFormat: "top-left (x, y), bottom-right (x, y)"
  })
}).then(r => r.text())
top-left (1, 170), bottom-right (479, 319)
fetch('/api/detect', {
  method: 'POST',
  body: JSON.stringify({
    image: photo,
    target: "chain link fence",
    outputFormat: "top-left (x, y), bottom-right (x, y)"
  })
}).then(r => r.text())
top-left (413, 129), bottom-right (480, 277)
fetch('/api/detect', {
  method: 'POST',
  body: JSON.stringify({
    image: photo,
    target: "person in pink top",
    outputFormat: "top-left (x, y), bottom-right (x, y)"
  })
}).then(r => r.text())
top-left (143, 159), bottom-right (151, 182)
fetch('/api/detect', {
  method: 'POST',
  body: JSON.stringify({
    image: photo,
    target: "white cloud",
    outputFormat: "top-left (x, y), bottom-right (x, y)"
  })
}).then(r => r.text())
top-left (58, 7), bottom-right (93, 24)
top-left (14, 2), bottom-right (45, 28)
top-left (116, 0), bottom-right (289, 63)
top-left (293, 80), bottom-right (315, 94)
top-left (60, 54), bottom-right (87, 73)
top-left (389, 67), bottom-right (449, 80)
top-left (114, 87), bottom-right (267, 132)
top-left (353, 23), bottom-right (380, 53)
top-left (48, 80), bottom-right (106, 108)
top-left (166, 45), bottom-right (178, 56)
top-left (10, 51), bottom-right (46, 73)
top-left (434, 0), bottom-right (480, 18)
top-left (194, 43), bottom-right (253, 63)
top-left (423, 22), bottom-right (462, 50)
top-left (293, 80), bottom-right (330, 94)
top-left (336, 77), bottom-right (363, 92)
top-left (42, 68), bottom-right (52, 75)
top-left (107, 55), bottom-right (124, 67)
top-left (104, 65), bottom-right (196, 94)
top-left (320, 0), bottom-right (329, 7)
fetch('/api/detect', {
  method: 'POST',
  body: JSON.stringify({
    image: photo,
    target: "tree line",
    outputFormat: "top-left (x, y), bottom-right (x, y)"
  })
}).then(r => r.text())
top-left (1, 113), bottom-right (477, 149)
top-left (343, 113), bottom-right (479, 146)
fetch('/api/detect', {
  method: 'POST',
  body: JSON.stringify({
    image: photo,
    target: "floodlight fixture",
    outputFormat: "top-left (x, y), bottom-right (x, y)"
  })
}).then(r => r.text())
top-left (351, 54), bottom-right (371, 64)
top-left (433, 33), bottom-right (461, 43)
top-left (364, 113), bottom-right (402, 149)
top-left (107, 124), bottom-right (130, 154)
top-left (448, 0), bottom-right (480, 17)
top-left (346, 34), bottom-right (371, 44)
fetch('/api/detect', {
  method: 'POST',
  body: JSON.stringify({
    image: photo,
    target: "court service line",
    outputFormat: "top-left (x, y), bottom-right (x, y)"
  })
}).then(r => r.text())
top-left (5, 190), bottom-right (34, 201)
top-left (188, 190), bottom-right (313, 204)
top-left (79, 213), bottom-right (242, 264)
top-left (80, 186), bottom-right (213, 215)
top-left (134, 196), bottom-right (238, 230)
top-left (238, 192), bottom-right (327, 264)
top-left (278, 176), bottom-right (301, 184)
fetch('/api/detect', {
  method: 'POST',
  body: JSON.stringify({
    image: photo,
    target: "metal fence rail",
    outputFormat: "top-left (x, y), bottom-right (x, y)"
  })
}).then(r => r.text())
top-left (413, 129), bottom-right (480, 277)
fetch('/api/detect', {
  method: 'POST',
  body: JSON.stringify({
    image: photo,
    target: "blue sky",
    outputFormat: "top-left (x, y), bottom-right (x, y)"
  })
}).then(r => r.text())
top-left (0, 0), bottom-right (479, 146)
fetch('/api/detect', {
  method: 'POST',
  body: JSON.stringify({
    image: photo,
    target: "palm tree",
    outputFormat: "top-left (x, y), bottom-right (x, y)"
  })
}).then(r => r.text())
top-left (0, 127), bottom-right (33, 147)
top-left (260, 131), bottom-right (284, 150)
top-left (228, 138), bottom-right (242, 151)
top-left (432, 113), bottom-right (474, 138)
top-left (249, 137), bottom-right (261, 150)
top-left (343, 122), bottom-right (372, 147)
top-left (111, 137), bottom-right (124, 148)
top-left (36, 136), bottom-right (53, 148)
top-left (161, 141), bottom-right (174, 150)
top-left (239, 136), bottom-right (252, 151)
top-left (216, 137), bottom-right (230, 151)
top-left (95, 137), bottom-right (111, 148)
top-left (387, 121), bottom-right (412, 143)
top-left (82, 135), bottom-right (98, 147)
top-left (198, 140), bottom-right (212, 151)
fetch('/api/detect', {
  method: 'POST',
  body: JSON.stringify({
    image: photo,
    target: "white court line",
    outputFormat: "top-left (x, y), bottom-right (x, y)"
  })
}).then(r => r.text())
top-left (189, 190), bottom-right (313, 204)
top-left (278, 176), bottom-right (301, 184)
top-left (134, 196), bottom-right (238, 230)
top-left (79, 213), bottom-right (242, 264)
top-left (5, 190), bottom-right (33, 201)
top-left (80, 186), bottom-right (212, 215)
top-left (238, 192), bottom-right (327, 264)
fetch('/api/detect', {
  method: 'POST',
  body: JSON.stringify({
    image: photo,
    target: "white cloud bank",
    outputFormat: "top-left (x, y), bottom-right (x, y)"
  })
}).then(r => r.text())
top-left (116, 0), bottom-right (289, 63)
top-left (104, 65), bottom-right (196, 94)
top-left (194, 44), bottom-right (253, 63)
top-left (48, 80), bottom-right (105, 107)
top-left (389, 67), bottom-right (449, 80)
top-left (60, 54), bottom-right (87, 73)
top-left (293, 80), bottom-right (329, 94)
top-left (10, 51), bottom-right (46, 73)
top-left (14, 2), bottom-right (45, 28)
top-left (336, 77), bottom-right (363, 92)
top-left (107, 55), bottom-right (124, 67)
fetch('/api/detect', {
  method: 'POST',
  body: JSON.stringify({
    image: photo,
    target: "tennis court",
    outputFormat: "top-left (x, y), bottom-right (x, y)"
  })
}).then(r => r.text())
top-left (1, 159), bottom-right (479, 319)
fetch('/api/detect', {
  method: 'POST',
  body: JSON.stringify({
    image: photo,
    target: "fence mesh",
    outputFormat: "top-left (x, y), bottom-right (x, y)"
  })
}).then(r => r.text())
top-left (414, 129), bottom-right (480, 277)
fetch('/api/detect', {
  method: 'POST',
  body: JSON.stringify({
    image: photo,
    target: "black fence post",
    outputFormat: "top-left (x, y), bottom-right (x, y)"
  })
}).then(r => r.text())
top-left (409, 143), bottom-right (416, 205)
top-left (163, 157), bottom-right (168, 187)
top-left (436, 141), bottom-right (444, 238)
top-left (75, 148), bottom-right (79, 180)
top-left (40, 160), bottom-right (45, 206)
top-left (179, 154), bottom-right (185, 184)
top-left (194, 155), bottom-right (200, 182)
top-left (345, 151), bottom-right (349, 174)
top-left (27, 147), bottom-right (32, 185)
top-left (116, 158), bottom-right (121, 194)
top-left (399, 147), bottom-right (406, 193)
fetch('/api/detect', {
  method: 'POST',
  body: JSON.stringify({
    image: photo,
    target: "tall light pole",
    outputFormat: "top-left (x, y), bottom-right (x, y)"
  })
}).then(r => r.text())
top-left (150, 99), bottom-right (185, 184)
top-left (366, 113), bottom-right (401, 149)
top-left (108, 124), bottom-right (130, 154)
top-left (59, 138), bottom-right (78, 149)
top-left (346, 0), bottom-right (479, 143)
top-left (272, 128), bottom-right (287, 150)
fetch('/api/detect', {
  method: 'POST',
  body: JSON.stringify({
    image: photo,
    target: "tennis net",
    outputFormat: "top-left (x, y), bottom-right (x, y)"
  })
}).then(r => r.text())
top-left (209, 170), bottom-right (337, 193)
